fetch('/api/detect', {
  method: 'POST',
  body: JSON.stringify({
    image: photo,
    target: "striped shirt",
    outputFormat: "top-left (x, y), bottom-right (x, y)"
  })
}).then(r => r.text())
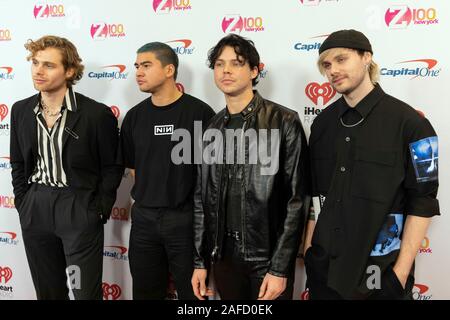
top-left (30, 87), bottom-right (77, 187)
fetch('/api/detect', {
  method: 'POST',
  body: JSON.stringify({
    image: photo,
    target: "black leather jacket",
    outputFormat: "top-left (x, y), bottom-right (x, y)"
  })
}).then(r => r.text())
top-left (194, 91), bottom-right (311, 277)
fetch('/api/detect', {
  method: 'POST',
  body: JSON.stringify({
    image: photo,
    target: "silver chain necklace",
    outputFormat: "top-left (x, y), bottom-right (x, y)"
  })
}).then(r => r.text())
top-left (41, 99), bottom-right (61, 117)
top-left (340, 116), bottom-right (365, 128)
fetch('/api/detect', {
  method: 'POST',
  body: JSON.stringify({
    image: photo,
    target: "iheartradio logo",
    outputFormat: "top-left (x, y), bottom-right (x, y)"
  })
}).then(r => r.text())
top-left (0, 266), bottom-right (13, 283)
top-left (110, 106), bottom-right (120, 119)
top-left (0, 104), bottom-right (9, 122)
top-left (305, 82), bottom-right (336, 106)
top-left (102, 282), bottom-right (121, 300)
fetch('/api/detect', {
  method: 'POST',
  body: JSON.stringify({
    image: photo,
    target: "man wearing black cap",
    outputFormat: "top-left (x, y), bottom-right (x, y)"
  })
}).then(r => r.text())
top-left (304, 29), bottom-right (440, 299)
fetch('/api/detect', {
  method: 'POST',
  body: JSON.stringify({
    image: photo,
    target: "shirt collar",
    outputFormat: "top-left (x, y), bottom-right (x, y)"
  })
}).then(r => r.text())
top-left (34, 87), bottom-right (78, 114)
top-left (338, 83), bottom-right (385, 119)
top-left (224, 90), bottom-right (262, 123)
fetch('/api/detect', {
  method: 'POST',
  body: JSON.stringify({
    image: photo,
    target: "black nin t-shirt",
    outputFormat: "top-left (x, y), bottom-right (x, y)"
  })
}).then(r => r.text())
top-left (225, 113), bottom-right (245, 233)
top-left (119, 93), bottom-right (215, 208)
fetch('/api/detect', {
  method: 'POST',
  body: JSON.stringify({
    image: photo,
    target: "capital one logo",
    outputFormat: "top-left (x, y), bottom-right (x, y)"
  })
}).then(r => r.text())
top-left (305, 82), bottom-right (336, 106)
top-left (0, 29), bottom-right (11, 41)
top-left (294, 34), bottom-right (328, 53)
top-left (413, 284), bottom-right (432, 300)
top-left (380, 59), bottom-right (441, 79)
top-left (103, 245), bottom-right (129, 261)
top-left (259, 63), bottom-right (268, 79)
top-left (0, 231), bottom-right (18, 245)
top-left (90, 23), bottom-right (125, 40)
top-left (0, 104), bottom-right (9, 121)
top-left (221, 15), bottom-right (264, 34)
top-left (0, 67), bottom-right (14, 81)
top-left (102, 282), bottom-right (121, 300)
top-left (110, 106), bottom-right (120, 119)
top-left (385, 6), bottom-right (438, 29)
top-left (0, 156), bottom-right (11, 170)
top-left (166, 39), bottom-right (194, 55)
top-left (0, 266), bottom-right (13, 283)
top-left (88, 65), bottom-right (129, 80)
top-left (152, 0), bottom-right (191, 14)
top-left (33, 4), bottom-right (65, 19)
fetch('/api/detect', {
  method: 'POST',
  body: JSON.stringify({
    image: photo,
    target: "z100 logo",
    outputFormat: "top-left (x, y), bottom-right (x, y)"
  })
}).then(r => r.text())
top-left (221, 15), bottom-right (264, 33)
top-left (90, 23), bottom-right (125, 40)
top-left (110, 207), bottom-right (129, 221)
top-left (0, 29), bottom-right (11, 41)
top-left (152, 0), bottom-right (192, 14)
top-left (102, 282), bottom-right (122, 300)
top-left (385, 6), bottom-right (438, 28)
top-left (419, 237), bottom-right (432, 254)
top-left (0, 67), bottom-right (14, 81)
top-left (33, 4), bottom-right (65, 19)
top-left (0, 195), bottom-right (15, 209)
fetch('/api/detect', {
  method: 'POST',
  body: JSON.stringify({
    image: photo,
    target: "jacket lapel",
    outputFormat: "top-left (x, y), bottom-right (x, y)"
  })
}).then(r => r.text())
top-left (62, 90), bottom-right (81, 149)
top-left (26, 96), bottom-right (39, 158)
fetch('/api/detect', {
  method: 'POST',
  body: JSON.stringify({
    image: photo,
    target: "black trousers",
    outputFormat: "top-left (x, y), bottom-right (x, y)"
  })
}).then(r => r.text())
top-left (304, 245), bottom-right (414, 300)
top-left (19, 183), bottom-right (104, 300)
top-left (213, 235), bottom-right (294, 300)
top-left (128, 203), bottom-right (196, 300)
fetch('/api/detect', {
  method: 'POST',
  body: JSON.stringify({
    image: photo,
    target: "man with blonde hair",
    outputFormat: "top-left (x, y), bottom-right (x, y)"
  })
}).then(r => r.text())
top-left (305, 29), bottom-right (439, 299)
top-left (10, 35), bottom-right (123, 299)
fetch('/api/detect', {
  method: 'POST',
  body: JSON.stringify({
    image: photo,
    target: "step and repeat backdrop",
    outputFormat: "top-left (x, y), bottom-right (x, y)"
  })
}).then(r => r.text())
top-left (0, 0), bottom-right (449, 300)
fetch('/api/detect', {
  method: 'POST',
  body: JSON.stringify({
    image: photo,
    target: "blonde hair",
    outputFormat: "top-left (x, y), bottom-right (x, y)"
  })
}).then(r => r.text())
top-left (317, 48), bottom-right (379, 85)
top-left (25, 35), bottom-right (84, 86)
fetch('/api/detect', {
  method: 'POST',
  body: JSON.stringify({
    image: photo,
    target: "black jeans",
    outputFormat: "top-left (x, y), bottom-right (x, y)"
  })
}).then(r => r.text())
top-left (19, 183), bottom-right (104, 300)
top-left (213, 235), bottom-right (294, 300)
top-left (128, 203), bottom-right (196, 300)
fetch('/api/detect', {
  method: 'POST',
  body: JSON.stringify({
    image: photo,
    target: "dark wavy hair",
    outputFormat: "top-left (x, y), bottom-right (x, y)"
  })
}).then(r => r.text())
top-left (208, 33), bottom-right (260, 86)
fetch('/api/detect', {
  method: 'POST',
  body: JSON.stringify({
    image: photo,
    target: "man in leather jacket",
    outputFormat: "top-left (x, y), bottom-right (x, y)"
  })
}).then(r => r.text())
top-left (191, 34), bottom-right (311, 300)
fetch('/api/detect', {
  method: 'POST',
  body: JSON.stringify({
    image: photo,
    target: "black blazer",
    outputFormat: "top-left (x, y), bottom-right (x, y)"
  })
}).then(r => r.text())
top-left (10, 91), bottom-right (123, 220)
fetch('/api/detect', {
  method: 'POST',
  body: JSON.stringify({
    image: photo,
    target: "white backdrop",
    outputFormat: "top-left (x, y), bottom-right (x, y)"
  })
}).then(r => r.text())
top-left (0, 0), bottom-right (449, 300)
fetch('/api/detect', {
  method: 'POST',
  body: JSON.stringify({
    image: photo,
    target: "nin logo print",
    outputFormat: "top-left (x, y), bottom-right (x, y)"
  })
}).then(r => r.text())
top-left (154, 124), bottom-right (174, 136)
